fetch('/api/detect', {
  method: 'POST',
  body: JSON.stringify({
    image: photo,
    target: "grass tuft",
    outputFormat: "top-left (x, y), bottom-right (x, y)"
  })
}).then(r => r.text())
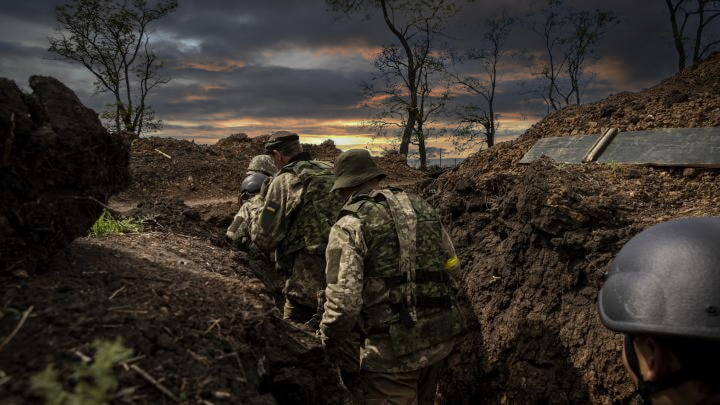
top-left (90, 209), bottom-right (146, 237)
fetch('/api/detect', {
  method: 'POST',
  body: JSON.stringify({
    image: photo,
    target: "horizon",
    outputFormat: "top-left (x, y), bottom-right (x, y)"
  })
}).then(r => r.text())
top-left (3, 0), bottom-right (718, 158)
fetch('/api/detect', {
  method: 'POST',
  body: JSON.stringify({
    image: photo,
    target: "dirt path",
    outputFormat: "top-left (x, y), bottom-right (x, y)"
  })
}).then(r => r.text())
top-left (109, 196), bottom-right (237, 215)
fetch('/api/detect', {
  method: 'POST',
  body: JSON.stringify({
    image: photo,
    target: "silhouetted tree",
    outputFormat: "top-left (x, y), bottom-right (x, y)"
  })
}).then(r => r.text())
top-left (448, 6), bottom-right (516, 150)
top-left (665, 0), bottom-right (720, 70)
top-left (49, 0), bottom-right (178, 135)
top-left (327, 0), bottom-right (462, 163)
top-left (360, 45), bottom-right (450, 170)
top-left (521, 0), bottom-right (620, 114)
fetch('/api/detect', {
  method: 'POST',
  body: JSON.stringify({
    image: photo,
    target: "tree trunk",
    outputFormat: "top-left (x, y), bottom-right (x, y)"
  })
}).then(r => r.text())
top-left (693, 0), bottom-right (705, 64)
top-left (666, 0), bottom-right (687, 70)
top-left (381, 0), bottom-right (416, 161)
top-left (417, 125), bottom-right (427, 170)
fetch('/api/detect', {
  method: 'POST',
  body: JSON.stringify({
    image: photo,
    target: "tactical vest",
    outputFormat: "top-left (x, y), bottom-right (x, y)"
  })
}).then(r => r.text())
top-left (341, 189), bottom-right (466, 357)
top-left (278, 160), bottom-right (344, 256)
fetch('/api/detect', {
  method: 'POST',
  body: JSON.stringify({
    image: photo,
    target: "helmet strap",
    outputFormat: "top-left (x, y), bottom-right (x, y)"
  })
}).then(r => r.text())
top-left (624, 334), bottom-right (705, 405)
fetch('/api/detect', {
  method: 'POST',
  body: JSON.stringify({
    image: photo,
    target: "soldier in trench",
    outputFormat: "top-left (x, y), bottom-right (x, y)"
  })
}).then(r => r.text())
top-left (319, 149), bottom-right (467, 404)
top-left (226, 154), bottom-right (281, 296)
top-left (250, 131), bottom-right (345, 324)
top-left (226, 154), bottom-right (277, 247)
top-left (597, 217), bottom-right (720, 404)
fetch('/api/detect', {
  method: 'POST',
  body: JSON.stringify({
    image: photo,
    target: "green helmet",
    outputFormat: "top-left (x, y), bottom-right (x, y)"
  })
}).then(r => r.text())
top-left (247, 155), bottom-right (276, 176)
top-left (331, 149), bottom-right (386, 192)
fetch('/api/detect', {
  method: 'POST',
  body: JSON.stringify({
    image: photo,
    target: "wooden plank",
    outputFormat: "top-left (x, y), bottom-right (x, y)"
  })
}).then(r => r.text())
top-left (595, 128), bottom-right (720, 167)
top-left (518, 134), bottom-right (599, 164)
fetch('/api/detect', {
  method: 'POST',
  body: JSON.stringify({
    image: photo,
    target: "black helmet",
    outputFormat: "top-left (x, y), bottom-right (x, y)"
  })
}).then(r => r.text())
top-left (240, 172), bottom-right (268, 195)
top-left (598, 216), bottom-right (720, 340)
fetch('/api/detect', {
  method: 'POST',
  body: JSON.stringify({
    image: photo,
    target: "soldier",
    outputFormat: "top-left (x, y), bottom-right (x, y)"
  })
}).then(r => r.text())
top-left (250, 131), bottom-right (345, 323)
top-left (319, 149), bottom-right (466, 404)
top-left (226, 154), bottom-right (277, 245)
top-left (597, 217), bottom-right (720, 405)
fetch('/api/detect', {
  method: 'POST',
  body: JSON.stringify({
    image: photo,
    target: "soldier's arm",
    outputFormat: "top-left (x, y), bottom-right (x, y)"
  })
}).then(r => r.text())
top-left (250, 173), bottom-right (303, 252)
top-left (319, 215), bottom-right (366, 345)
top-left (230, 195), bottom-right (264, 244)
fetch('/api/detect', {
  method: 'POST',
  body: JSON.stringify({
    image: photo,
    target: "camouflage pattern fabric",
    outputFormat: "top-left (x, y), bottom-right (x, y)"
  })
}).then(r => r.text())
top-left (278, 160), bottom-right (344, 255)
top-left (357, 361), bottom-right (444, 405)
top-left (226, 194), bottom-right (264, 246)
top-left (250, 157), bottom-right (344, 308)
top-left (377, 190), bottom-right (418, 323)
top-left (320, 188), bottom-right (463, 373)
top-left (247, 154), bottom-right (277, 176)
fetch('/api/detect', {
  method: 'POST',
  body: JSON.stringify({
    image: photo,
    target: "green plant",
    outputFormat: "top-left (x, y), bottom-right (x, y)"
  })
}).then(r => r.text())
top-left (90, 210), bottom-right (146, 237)
top-left (30, 337), bottom-right (134, 405)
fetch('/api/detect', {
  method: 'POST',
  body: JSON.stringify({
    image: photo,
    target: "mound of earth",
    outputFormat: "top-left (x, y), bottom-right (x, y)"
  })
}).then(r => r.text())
top-left (0, 76), bottom-right (130, 274)
top-left (115, 135), bottom-right (265, 203)
top-left (424, 53), bottom-right (720, 403)
top-left (0, 232), bottom-right (344, 404)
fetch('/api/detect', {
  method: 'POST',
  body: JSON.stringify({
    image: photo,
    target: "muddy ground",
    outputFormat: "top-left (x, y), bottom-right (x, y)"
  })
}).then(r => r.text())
top-left (424, 52), bottom-right (720, 404)
top-left (0, 130), bottom-right (425, 404)
top-left (2, 53), bottom-right (720, 404)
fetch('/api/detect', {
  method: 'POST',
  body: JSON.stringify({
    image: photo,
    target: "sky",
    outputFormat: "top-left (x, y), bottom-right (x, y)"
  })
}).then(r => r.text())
top-left (1, 0), bottom-right (718, 159)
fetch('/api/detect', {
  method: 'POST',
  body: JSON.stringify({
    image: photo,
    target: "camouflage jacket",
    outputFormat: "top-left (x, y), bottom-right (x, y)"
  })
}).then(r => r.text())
top-left (319, 188), bottom-right (464, 373)
top-left (250, 153), bottom-right (343, 306)
top-left (226, 194), bottom-right (264, 247)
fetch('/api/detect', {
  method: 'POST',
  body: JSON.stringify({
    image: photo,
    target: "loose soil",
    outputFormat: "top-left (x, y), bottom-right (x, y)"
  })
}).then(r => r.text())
top-left (1, 232), bottom-right (343, 404)
top-left (424, 52), bottom-right (720, 404)
top-left (2, 53), bottom-right (720, 404)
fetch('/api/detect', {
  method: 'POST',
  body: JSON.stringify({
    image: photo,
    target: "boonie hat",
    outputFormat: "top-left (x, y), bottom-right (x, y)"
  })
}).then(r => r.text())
top-left (331, 149), bottom-right (386, 191)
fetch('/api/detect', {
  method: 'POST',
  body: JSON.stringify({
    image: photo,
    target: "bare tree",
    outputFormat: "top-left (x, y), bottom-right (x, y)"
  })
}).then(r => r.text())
top-left (521, 0), bottom-right (619, 114)
top-left (327, 0), bottom-right (461, 162)
top-left (361, 45), bottom-right (450, 170)
top-left (448, 6), bottom-right (516, 151)
top-left (48, 0), bottom-right (178, 135)
top-left (665, 0), bottom-right (720, 71)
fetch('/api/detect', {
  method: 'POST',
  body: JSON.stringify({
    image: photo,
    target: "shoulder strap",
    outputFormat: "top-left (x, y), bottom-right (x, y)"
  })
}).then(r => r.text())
top-left (371, 189), bottom-right (418, 323)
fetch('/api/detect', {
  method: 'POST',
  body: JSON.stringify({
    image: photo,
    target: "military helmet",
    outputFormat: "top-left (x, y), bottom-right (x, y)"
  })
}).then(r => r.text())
top-left (240, 172), bottom-right (268, 195)
top-left (247, 154), bottom-right (276, 176)
top-left (598, 217), bottom-right (720, 341)
top-left (331, 149), bottom-right (386, 192)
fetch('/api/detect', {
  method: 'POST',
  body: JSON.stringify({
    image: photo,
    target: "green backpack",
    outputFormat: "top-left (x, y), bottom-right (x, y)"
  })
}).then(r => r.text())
top-left (279, 160), bottom-right (345, 255)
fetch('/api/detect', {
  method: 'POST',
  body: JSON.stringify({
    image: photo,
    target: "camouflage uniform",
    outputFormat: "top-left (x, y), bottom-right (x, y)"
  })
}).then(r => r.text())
top-left (226, 194), bottom-right (264, 246)
top-left (320, 187), bottom-right (464, 404)
top-left (251, 148), bottom-right (344, 322)
top-left (226, 155), bottom-right (276, 245)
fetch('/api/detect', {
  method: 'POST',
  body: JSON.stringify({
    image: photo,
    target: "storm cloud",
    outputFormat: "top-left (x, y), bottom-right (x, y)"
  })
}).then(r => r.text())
top-left (1, 0), bottom-right (717, 156)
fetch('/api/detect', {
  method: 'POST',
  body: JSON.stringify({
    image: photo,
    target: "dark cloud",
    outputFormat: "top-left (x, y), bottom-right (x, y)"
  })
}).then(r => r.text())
top-left (1, 0), bottom-right (719, 153)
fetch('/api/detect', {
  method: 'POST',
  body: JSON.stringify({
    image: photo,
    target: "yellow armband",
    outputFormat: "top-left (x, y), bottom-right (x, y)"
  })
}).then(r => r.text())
top-left (444, 255), bottom-right (459, 270)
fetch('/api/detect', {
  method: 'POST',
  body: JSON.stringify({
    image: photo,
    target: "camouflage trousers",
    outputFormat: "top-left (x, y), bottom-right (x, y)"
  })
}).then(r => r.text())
top-left (353, 364), bottom-right (442, 405)
top-left (279, 251), bottom-right (325, 323)
top-left (333, 337), bottom-right (444, 405)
